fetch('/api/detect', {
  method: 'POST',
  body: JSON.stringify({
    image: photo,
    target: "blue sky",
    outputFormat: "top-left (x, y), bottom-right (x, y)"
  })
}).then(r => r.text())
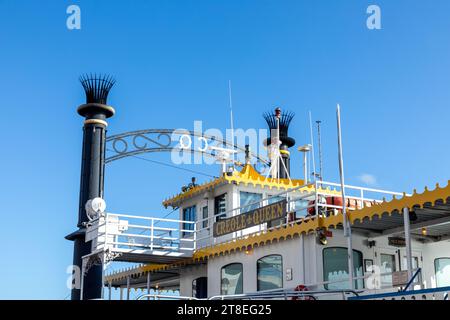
top-left (1, 0), bottom-right (450, 299)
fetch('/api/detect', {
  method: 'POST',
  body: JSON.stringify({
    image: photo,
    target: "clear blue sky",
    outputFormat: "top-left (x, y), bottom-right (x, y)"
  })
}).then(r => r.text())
top-left (1, 0), bottom-right (450, 299)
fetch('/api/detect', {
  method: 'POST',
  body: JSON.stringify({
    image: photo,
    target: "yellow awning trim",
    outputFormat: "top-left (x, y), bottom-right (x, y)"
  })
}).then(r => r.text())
top-left (163, 164), bottom-right (340, 207)
top-left (162, 176), bottom-right (226, 208)
top-left (320, 181), bottom-right (450, 230)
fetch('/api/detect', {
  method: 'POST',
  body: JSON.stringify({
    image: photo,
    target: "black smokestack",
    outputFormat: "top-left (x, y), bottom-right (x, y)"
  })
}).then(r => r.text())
top-left (66, 73), bottom-right (116, 300)
top-left (263, 108), bottom-right (296, 179)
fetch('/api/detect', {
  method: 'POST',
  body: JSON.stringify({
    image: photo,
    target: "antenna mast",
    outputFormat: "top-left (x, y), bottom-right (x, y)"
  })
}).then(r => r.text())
top-left (309, 111), bottom-right (317, 183)
top-left (316, 120), bottom-right (323, 181)
top-left (228, 80), bottom-right (235, 170)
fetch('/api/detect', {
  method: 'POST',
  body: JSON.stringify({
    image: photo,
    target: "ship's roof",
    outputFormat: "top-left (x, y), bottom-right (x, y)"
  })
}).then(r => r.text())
top-left (106, 180), bottom-right (450, 286)
top-left (162, 164), bottom-right (340, 208)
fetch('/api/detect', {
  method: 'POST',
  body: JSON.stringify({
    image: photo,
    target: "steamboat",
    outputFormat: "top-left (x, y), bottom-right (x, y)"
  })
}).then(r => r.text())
top-left (70, 83), bottom-right (450, 300)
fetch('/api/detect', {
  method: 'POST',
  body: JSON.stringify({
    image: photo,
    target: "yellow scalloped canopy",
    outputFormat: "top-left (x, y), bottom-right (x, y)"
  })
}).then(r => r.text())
top-left (224, 164), bottom-right (305, 188)
top-left (162, 164), bottom-right (342, 207)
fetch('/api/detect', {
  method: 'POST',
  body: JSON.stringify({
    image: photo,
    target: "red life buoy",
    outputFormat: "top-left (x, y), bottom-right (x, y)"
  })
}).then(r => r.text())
top-left (292, 285), bottom-right (315, 300)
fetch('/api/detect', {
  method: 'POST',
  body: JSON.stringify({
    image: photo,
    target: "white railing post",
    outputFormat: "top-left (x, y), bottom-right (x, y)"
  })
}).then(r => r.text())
top-left (193, 221), bottom-right (197, 251)
top-left (150, 218), bottom-right (154, 251)
top-left (286, 192), bottom-right (290, 224)
top-left (103, 214), bottom-right (108, 251)
top-left (314, 181), bottom-right (319, 216)
top-left (360, 189), bottom-right (364, 209)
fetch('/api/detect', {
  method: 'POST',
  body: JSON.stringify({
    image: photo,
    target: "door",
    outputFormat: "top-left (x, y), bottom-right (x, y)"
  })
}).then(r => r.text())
top-left (192, 277), bottom-right (208, 299)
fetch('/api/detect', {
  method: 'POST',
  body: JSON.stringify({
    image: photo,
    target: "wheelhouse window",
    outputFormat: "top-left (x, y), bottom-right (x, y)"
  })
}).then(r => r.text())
top-left (221, 263), bottom-right (243, 295)
top-left (323, 247), bottom-right (364, 290)
top-left (257, 255), bottom-right (283, 291)
top-left (214, 194), bottom-right (227, 222)
top-left (267, 195), bottom-right (285, 228)
top-left (267, 195), bottom-right (284, 205)
top-left (182, 205), bottom-right (196, 236)
top-left (292, 198), bottom-right (309, 217)
top-left (435, 258), bottom-right (450, 287)
top-left (240, 192), bottom-right (262, 213)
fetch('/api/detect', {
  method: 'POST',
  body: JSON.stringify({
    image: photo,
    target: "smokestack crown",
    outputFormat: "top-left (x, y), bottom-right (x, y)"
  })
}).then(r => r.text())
top-left (79, 73), bottom-right (115, 105)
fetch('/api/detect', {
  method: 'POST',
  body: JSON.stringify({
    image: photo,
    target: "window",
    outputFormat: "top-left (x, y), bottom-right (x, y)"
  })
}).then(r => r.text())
top-left (323, 247), bottom-right (364, 290)
top-left (240, 192), bottom-right (262, 213)
top-left (182, 205), bottom-right (196, 236)
top-left (402, 256), bottom-right (420, 284)
top-left (435, 258), bottom-right (450, 287)
top-left (221, 263), bottom-right (243, 295)
top-left (267, 195), bottom-right (285, 228)
top-left (380, 254), bottom-right (396, 287)
top-left (267, 195), bottom-right (284, 205)
top-left (257, 255), bottom-right (283, 291)
top-left (192, 277), bottom-right (207, 299)
top-left (293, 198), bottom-right (309, 217)
top-left (402, 256), bottom-right (419, 271)
top-left (202, 206), bottom-right (209, 229)
top-left (214, 194), bottom-right (227, 222)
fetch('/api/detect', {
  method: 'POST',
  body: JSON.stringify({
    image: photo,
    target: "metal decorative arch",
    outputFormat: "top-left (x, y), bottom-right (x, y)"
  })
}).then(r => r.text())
top-left (105, 129), bottom-right (269, 167)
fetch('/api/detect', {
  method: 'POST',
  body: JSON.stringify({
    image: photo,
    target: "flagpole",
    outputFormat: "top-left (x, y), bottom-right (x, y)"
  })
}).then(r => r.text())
top-left (336, 104), bottom-right (354, 290)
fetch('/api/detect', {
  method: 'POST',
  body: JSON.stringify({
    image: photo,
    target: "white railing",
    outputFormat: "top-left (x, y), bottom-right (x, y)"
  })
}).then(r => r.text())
top-left (87, 213), bottom-right (196, 257)
top-left (193, 180), bottom-right (406, 249)
top-left (88, 180), bottom-right (406, 259)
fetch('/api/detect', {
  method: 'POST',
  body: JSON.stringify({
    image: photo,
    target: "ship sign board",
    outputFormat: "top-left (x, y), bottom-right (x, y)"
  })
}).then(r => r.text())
top-left (213, 200), bottom-right (287, 237)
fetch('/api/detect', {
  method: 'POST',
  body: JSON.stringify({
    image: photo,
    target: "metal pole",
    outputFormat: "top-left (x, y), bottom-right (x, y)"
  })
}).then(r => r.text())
top-left (108, 282), bottom-right (112, 300)
top-left (100, 253), bottom-right (105, 300)
top-left (126, 276), bottom-right (130, 300)
top-left (276, 116), bottom-right (280, 181)
top-left (119, 287), bottom-right (123, 300)
top-left (316, 120), bottom-right (323, 181)
top-left (301, 233), bottom-right (306, 284)
top-left (147, 272), bottom-right (151, 301)
top-left (228, 80), bottom-right (235, 171)
top-left (336, 104), bottom-right (354, 290)
top-left (309, 111), bottom-right (317, 183)
top-left (80, 258), bottom-right (86, 300)
top-left (403, 207), bottom-right (413, 280)
top-left (303, 151), bottom-right (308, 184)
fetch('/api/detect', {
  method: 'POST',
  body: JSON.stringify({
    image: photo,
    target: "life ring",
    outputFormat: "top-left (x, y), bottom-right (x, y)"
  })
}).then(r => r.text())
top-left (292, 285), bottom-right (315, 300)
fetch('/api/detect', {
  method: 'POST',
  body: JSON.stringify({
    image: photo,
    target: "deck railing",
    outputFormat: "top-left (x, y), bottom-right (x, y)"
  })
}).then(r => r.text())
top-left (87, 213), bottom-right (196, 257)
top-left (193, 180), bottom-right (406, 249)
top-left (90, 180), bottom-right (406, 260)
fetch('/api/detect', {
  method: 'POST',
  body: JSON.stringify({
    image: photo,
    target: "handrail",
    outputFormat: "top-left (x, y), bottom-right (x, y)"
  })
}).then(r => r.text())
top-left (136, 294), bottom-right (199, 300)
top-left (107, 213), bottom-right (195, 224)
top-left (348, 286), bottom-right (450, 300)
top-left (208, 289), bottom-right (360, 300)
top-left (320, 181), bottom-right (408, 196)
